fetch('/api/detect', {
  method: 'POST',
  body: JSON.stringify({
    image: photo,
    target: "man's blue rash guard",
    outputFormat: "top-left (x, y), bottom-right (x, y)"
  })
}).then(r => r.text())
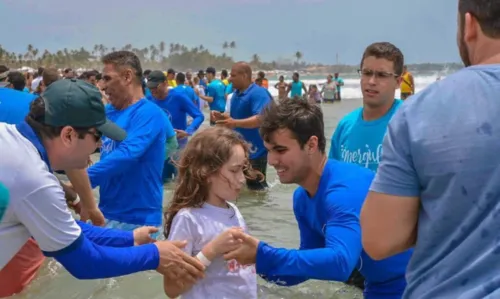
top-left (47, 223), bottom-right (159, 279)
top-left (255, 160), bottom-right (409, 298)
top-left (87, 100), bottom-right (168, 226)
top-left (148, 88), bottom-right (204, 136)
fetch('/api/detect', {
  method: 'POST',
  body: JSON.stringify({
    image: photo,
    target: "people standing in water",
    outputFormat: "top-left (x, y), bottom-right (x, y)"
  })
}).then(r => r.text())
top-left (286, 72), bottom-right (308, 98)
top-left (164, 127), bottom-right (259, 299)
top-left (329, 42), bottom-right (412, 290)
top-left (215, 62), bottom-right (272, 191)
top-left (361, 1), bottom-right (500, 298)
top-left (198, 67), bottom-right (226, 125)
top-left (399, 65), bottom-right (414, 99)
top-left (257, 71), bottom-right (269, 89)
top-left (86, 51), bottom-right (170, 235)
top-left (147, 70), bottom-right (204, 182)
top-left (274, 75), bottom-right (288, 99)
top-left (307, 84), bottom-right (322, 104)
top-left (334, 72), bottom-right (344, 101)
top-left (321, 74), bottom-right (338, 103)
top-left (224, 99), bottom-right (411, 299)
top-left (0, 79), bottom-right (205, 297)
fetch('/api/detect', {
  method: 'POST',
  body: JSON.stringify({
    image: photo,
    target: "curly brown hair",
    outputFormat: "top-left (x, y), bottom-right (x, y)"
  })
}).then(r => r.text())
top-left (163, 126), bottom-right (261, 238)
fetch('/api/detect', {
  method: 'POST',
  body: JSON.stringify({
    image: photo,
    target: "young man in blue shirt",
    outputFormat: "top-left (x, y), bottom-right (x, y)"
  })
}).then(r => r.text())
top-left (224, 99), bottom-right (411, 299)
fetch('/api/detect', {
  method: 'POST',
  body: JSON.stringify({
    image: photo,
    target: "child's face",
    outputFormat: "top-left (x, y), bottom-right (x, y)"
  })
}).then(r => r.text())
top-left (208, 145), bottom-right (247, 201)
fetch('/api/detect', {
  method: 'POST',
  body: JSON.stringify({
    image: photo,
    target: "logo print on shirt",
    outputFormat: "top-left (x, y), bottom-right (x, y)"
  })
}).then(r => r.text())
top-left (340, 143), bottom-right (382, 170)
top-left (161, 108), bottom-right (173, 122)
top-left (100, 137), bottom-right (117, 154)
top-left (246, 141), bottom-right (258, 154)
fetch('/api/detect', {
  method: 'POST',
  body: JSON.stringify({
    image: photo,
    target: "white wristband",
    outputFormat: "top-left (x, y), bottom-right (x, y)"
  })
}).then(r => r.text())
top-left (196, 252), bottom-right (212, 267)
top-left (71, 195), bottom-right (80, 206)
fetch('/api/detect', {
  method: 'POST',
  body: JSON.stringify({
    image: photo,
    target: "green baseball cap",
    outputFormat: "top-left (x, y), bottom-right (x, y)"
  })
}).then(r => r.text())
top-left (41, 78), bottom-right (126, 141)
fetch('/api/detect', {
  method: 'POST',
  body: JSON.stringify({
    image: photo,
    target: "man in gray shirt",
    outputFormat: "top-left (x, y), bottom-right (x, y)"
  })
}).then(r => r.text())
top-left (360, 0), bottom-right (500, 298)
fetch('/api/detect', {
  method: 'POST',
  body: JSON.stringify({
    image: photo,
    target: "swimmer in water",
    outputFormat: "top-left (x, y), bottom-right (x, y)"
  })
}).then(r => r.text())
top-left (274, 75), bottom-right (288, 99)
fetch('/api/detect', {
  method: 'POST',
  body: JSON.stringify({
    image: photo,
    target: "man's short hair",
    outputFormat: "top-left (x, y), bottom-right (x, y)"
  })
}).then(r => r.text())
top-left (360, 42), bottom-right (404, 76)
top-left (101, 51), bottom-right (143, 84)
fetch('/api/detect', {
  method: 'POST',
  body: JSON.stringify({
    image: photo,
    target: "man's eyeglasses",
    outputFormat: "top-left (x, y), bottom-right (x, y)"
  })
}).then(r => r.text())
top-left (87, 130), bottom-right (102, 143)
top-left (358, 69), bottom-right (399, 79)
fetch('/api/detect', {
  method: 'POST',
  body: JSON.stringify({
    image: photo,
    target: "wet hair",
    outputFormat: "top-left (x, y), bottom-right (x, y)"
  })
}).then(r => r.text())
top-left (260, 98), bottom-right (326, 153)
top-left (25, 97), bottom-right (91, 140)
top-left (221, 69), bottom-right (228, 78)
top-left (101, 51), bottom-right (143, 84)
top-left (459, 0), bottom-right (500, 38)
top-left (279, 75), bottom-right (284, 80)
top-left (360, 42), bottom-right (404, 76)
top-left (7, 71), bottom-right (26, 91)
top-left (164, 127), bottom-right (261, 238)
top-left (257, 71), bottom-right (265, 79)
top-left (42, 67), bottom-right (60, 87)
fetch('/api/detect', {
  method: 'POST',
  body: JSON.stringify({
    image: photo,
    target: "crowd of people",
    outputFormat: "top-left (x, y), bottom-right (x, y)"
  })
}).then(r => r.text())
top-left (1, 1), bottom-right (500, 298)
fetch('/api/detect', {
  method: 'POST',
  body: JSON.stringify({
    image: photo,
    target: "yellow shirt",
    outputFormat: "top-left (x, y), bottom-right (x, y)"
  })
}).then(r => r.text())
top-left (167, 80), bottom-right (177, 87)
top-left (400, 72), bottom-right (413, 93)
top-left (222, 79), bottom-right (229, 86)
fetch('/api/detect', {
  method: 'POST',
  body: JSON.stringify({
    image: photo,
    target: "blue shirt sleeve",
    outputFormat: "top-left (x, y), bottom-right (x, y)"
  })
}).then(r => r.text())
top-left (77, 220), bottom-right (134, 247)
top-left (370, 106), bottom-right (420, 197)
top-left (87, 107), bottom-right (165, 188)
top-left (180, 94), bottom-right (204, 135)
top-left (255, 190), bottom-right (362, 284)
top-left (250, 89), bottom-right (271, 116)
top-left (206, 83), bottom-right (215, 97)
top-left (46, 232), bottom-right (159, 279)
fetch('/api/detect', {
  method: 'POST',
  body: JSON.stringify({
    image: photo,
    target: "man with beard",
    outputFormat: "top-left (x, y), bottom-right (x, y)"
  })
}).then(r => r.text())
top-left (361, 0), bottom-right (500, 298)
top-left (224, 99), bottom-right (410, 299)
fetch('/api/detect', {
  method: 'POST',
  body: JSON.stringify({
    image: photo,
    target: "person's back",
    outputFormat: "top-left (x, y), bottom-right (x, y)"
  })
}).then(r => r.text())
top-left (0, 88), bottom-right (36, 124)
top-left (380, 65), bottom-right (500, 298)
top-left (207, 79), bottom-right (226, 112)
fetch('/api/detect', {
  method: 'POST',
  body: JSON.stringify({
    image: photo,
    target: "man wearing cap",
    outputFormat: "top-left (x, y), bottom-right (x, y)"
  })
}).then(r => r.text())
top-left (167, 68), bottom-right (177, 88)
top-left (198, 67), bottom-right (227, 125)
top-left (0, 78), bottom-right (205, 297)
top-left (147, 70), bottom-right (204, 182)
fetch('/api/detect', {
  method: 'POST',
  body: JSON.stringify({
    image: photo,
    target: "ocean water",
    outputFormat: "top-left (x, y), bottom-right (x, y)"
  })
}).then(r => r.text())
top-left (265, 73), bottom-right (442, 99)
top-left (10, 73), bottom-right (440, 299)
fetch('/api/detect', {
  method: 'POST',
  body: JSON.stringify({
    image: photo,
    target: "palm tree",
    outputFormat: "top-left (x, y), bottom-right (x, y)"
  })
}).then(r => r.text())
top-left (222, 41), bottom-right (229, 53)
top-left (295, 51), bottom-right (303, 65)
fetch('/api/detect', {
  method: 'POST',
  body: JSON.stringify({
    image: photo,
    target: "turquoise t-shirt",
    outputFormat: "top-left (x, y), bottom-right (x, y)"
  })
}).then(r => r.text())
top-left (328, 99), bottom-right (403, 172)
top-left (290, 81), bottom-right (304, 97)
top-left (0, 183), bottom-right (9, 221)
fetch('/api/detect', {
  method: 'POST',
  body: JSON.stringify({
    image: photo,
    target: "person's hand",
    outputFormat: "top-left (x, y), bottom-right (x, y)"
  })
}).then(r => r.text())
top-left (205, 227), bottom-right (243, 257)
top-left (211, 111), bottom-right (228, 121)
top-left (223, 230), bottom-right (260, 265)
top-left (215, 117), bottom-right (237, 129)
top-left (133, 226), bottom-right (159, 245)
top-left (174, 129), bottom-right (189, 139)
top-left (156, 240), bottom-right (205, 284)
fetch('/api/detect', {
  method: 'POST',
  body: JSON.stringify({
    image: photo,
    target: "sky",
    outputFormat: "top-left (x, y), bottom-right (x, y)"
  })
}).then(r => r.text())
top-left (0, 0), bottom-right (460, 65)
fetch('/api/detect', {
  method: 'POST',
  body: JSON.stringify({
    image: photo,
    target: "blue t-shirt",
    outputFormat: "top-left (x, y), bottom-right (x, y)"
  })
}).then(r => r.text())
top-left (0, 183), bottom-right (8, 221)
top-left (329, 100), bottom-right (403, 171)
top-left (335, 77), bottom-right (344, 92)
top-left (206, 79), bottom-right (226, 112)
top-left (0, 88), bottom-right (37, 124)
top-left (225, 83), bottom-right (233, 95)
top-left (87, 99), bottom-right (168, 226)
top-left (173, 84), bottom-right (197, 104)
top-left (371, 65), bottom-right (500, 298)
top-left (255, 160), bottom-right (410, 298)
top-left (290, 81), bottom-right (304, 97)
top-left (148, 88), bottom-right (204, 148)
top-left (230, 83), bottom-right (271, 160)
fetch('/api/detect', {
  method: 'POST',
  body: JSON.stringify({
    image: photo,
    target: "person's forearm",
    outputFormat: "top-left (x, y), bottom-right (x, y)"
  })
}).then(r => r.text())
top-left (234, 116), bottom-right (260, 129)
top-left (66, 168), bottom-right (97, 210)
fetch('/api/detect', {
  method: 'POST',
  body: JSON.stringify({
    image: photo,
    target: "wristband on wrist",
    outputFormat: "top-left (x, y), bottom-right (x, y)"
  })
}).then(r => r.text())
top-left (196, 251), bottom-right (212, 267)
top-left (71, 195), bottom-right (80, 206)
